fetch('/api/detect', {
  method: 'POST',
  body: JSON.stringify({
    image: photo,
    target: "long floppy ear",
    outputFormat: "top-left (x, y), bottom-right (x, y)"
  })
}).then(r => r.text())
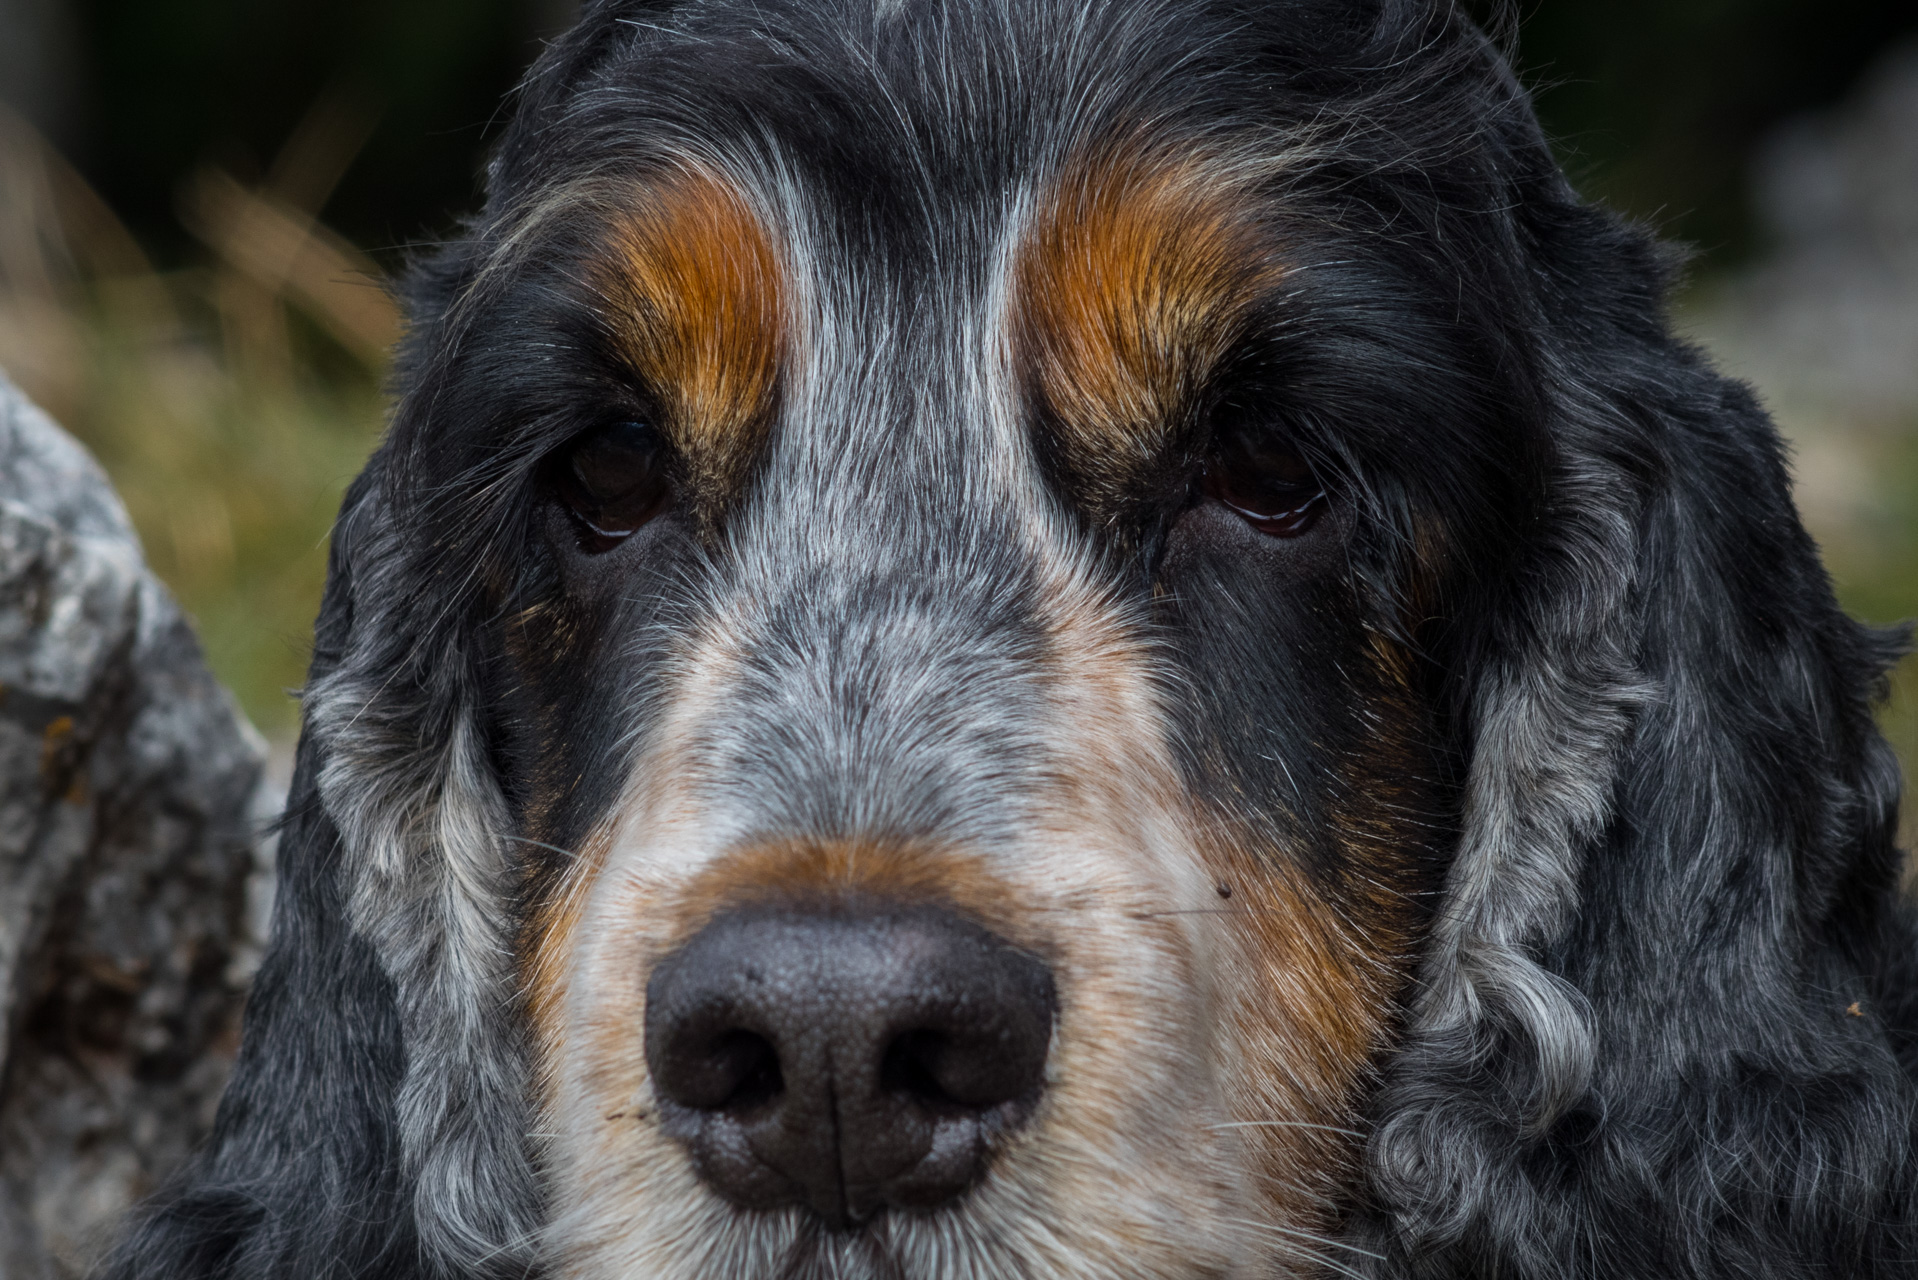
top-left (100, 472), bottom-right (426, 1279)
top-left (107, 462), bottom-right (544, 1279)
top-left (300, 476), bottom-right (544, 1278)
top-left (1354, 35), bottom-right (1918, 1280)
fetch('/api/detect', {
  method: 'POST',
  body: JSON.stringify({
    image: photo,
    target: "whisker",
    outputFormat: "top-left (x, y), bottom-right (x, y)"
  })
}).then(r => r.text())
top-left (1125, 907), bottom-right (1301, 919)
top-left (460, 1213), bottom-right (549, 1268)
top-left (1243, 1221), bottom-right (1385, 1260)
top-left (1223, 1219), bottom-right (1376, 1279)
top-left (1257, 1242), bottom-right (1370, 1280)
top-left (506, 835), bottom-right (584, 862)
top-left (1207, 1119), bottom-right (1368, 1139)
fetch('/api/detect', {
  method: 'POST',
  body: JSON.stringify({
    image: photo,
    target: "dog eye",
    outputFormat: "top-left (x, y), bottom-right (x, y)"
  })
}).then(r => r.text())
top-left (550, 420), bottom-right (671, 551)
top-left (1201, 424), bottom-right (1326, 537)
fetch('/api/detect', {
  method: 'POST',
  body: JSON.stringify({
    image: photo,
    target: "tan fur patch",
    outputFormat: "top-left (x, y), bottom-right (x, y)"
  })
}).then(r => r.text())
top-left (1031, 551), bottom-right (1422, 1230)
top-left (522, 823), bottom-right (612, 1102)
top-left (1040, 577), bottom-right (1416, 1231)
top-left (1012, 138), bottom-right (1284, 510)
top-left (1203, 816), bottom-right (1415, 1218)
top-left (591, 168), bottom-right (786, 505)
top-left (1204, 617), bottom-right (1429, 1213)
top-left (666, 839), bottom-right (1037, 953)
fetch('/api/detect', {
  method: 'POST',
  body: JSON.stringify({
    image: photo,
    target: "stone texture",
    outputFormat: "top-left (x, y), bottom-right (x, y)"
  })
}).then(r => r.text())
top-left (0, 370), bottom-right (268, 1278)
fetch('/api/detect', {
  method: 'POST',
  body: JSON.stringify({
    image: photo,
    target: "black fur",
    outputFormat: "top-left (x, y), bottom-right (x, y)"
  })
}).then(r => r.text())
top-left (102, 1), bottom-right (1916, 1276)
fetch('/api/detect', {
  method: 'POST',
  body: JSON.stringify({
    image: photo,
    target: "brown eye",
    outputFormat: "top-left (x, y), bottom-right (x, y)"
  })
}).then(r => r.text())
top-left (550, 420), bottom-right (671, 552)
top-left (1201, 425), bottom-right (1326, 538)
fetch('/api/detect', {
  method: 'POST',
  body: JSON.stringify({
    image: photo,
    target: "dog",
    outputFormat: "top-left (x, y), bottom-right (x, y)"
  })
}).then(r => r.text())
top-left (105, 0), bottom-right (1918, 1276)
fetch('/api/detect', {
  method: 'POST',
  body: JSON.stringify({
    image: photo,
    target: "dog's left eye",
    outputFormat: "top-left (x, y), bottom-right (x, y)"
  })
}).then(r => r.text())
top-left (1201, 424), bottom-right (1326, 538)
top-left (550, 420), bottom-right (672, 552)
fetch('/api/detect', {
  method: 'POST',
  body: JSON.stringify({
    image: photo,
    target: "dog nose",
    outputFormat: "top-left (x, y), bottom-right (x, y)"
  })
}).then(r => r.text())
top-left (644, 904), bottom-right (1055, 1226)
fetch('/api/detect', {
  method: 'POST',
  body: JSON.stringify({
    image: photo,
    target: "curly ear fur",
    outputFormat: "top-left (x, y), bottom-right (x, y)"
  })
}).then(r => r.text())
top-left (1353, 30), bottom-right (1918, 1278)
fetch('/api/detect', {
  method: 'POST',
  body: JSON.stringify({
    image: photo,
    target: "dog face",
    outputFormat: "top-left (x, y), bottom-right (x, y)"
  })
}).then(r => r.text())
top-left (340, 13), bottom-right (1538, 1267)
top-left (296, 3), bottom-right (1687, 1274)
top-left (109, 3), bottom-right (1918, 1279)
top-left (481, 139), bottom-right (1457, 1275)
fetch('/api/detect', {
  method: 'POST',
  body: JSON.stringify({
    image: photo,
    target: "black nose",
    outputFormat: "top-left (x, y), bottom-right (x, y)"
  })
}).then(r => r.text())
top-left (644, 903), bottom-right (1056, 1226)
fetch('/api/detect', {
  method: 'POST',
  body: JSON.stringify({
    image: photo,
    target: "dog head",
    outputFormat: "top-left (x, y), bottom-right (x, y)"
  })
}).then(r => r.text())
top-left (108, 2), bottom-right (1914, 1278)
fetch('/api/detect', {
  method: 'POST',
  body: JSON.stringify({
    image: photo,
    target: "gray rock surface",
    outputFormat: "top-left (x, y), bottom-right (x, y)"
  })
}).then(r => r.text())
top-left (0, 370), bottom-right (267, 1278)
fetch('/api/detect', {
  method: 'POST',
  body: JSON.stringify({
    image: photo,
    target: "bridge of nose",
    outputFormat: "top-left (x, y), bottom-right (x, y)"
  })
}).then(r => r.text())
top-left (692, 305), bottom-right (1063, 849)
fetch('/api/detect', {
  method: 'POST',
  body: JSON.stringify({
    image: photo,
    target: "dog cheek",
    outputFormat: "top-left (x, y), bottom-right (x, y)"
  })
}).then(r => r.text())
top-left (1208, 822), bottom-right (1408, 1218)
top-left (989, 597), bottom-right (1282, 1268)
top-left (535, 830), bottom-right (751, 1276)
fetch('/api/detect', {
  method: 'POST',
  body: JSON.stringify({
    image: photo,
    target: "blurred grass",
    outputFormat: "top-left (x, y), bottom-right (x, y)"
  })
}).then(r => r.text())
top-left (0, 103), bottom-right (389, 737)
top-left (0, 102), bottom-right (1913, 858)
top-left (72, 327), bottom-right (384, 735)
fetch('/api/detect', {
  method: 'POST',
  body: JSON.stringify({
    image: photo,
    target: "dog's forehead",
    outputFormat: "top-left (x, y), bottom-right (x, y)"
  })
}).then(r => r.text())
top-left (498, 0), bottom-right (1309, 484)
top-left (565, 137), bottom-right (1282, 519)
top-left (516, 151), bottom-right (1280, 855)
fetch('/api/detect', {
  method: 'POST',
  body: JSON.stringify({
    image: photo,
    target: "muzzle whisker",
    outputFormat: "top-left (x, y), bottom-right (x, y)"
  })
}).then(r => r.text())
top-left (1221, 1217), bottom-right (1379, 1279)
top-left (1205, 1119), bottom-right (1367, 1139)
top-left (504, 834), bottom-right (586, 862)
top-left (1123, 906), bottom-right (1312, 919)
top-left (1230, 1217), bottom-right (1385, 1260)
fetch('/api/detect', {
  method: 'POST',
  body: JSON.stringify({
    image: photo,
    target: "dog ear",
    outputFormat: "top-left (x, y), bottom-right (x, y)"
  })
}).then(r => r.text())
top-left (105, 459), bottom-right (543, 1279)
top-left (1355, 54), bottom-right (1918, 1280)
top-left (298, 465), bottom-right (544, 1274)
top-left (99, 473), bottom-right (421, 1279)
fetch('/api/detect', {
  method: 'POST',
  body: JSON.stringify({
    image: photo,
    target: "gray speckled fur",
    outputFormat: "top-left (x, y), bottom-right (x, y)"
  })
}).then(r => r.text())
top-left (303, 496), bottom-right (544, 1276)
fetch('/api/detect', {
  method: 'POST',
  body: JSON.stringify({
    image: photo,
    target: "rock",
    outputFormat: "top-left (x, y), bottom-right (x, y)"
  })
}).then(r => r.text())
top-left (0, 369), bottom-right (268, 1279)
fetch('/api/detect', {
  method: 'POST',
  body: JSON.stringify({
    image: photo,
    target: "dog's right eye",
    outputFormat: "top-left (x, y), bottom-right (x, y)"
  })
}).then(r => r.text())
top-left (1200, 422), bottom-right (1326, 539)
top-left (549, 420), bottom-right (672, 552)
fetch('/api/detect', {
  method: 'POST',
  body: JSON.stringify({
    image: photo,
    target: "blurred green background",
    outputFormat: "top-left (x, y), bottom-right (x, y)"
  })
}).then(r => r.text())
top-left (0, 0), bottom-right (1913, 851)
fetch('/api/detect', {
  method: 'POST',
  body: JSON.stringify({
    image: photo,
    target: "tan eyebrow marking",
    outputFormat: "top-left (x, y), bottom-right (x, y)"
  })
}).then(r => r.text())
top-left (590, 168), bottom-right (786, 506)
top-left (1011, 138), bottom-right (1286, 510)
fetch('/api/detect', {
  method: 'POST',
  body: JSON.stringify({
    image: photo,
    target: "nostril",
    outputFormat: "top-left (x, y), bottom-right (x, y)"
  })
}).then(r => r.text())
top-left (663, 1028), bottom-right (783, 1112)
top-left (718, 1032), bottom-right (783, 1110)
top-left (881, 1029), bottom-right (956, 1107)
top-left (882, 1016), bottom-right (1048, 1113)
